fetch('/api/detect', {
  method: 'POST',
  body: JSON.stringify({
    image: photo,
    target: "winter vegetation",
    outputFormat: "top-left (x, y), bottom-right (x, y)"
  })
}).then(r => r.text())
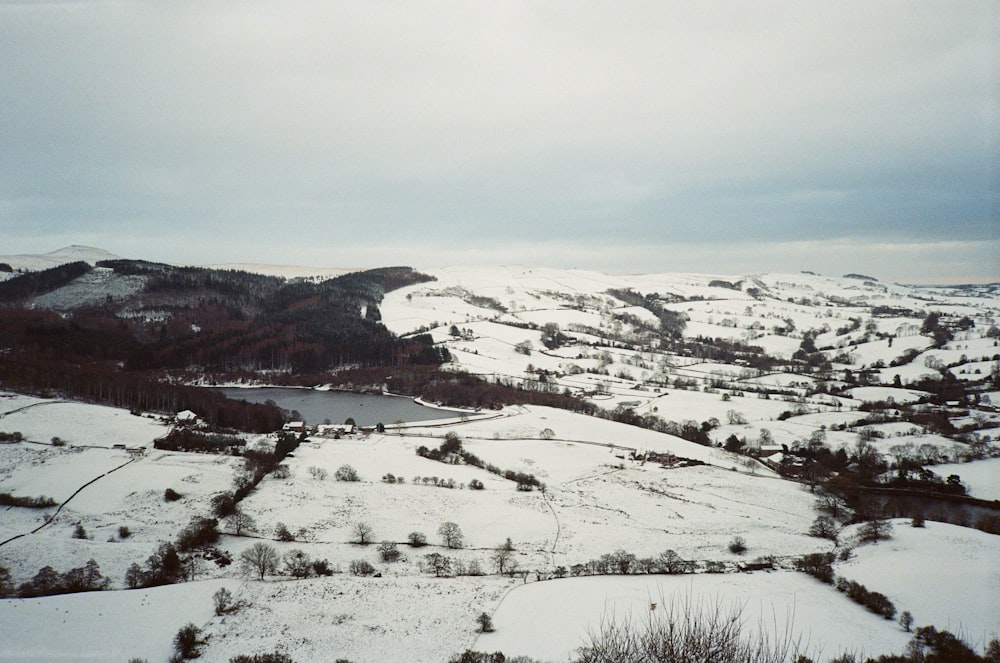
top-left (1, 260), bottom-right (999, 661)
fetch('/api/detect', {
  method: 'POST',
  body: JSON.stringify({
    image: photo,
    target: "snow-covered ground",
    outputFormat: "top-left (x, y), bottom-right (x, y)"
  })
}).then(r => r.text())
top-left (2, 266), bottom-right (999, 662)
top-left (476, 572), bottom-right (914, 661)
top-left (838, 521), bottom-right (1000, 648)
top-left (929, 458), bottom-right (1000, 501)
top-left (0, 398), bottom-right (167, 448)
top-left (0, 579), bottom-right (232, 663)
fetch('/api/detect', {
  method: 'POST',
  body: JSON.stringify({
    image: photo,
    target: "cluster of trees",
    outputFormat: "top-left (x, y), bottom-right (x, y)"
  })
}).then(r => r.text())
top-left (0, 492), bottom-right (57, 508)
top-left (154, 429), bottom-right (246, 453)
top-left (605, 287), bottom-right (687, 342)
top-left (417, 433), bottom-right (543, 490)
top-left (321, 364), bottom-right (598, 413)
top-left (794, 552), bottom-right (896, 620)
top-left (0, 353), bottom-right (284, 432)
top-left (0, 260), bottom-right (93, 303)
top-left (237, 542), bottom-right (335, 581)
top-left (606, 407), bottom-right (718, 446)
top-left (4, 559), bottom-right (110, 598)
top-left (211, 433), bottom-right (304, 519)
top-left (559, 549), bottom-right (696, 578)
top-left (421, 553), bottom-right (485, 578)
top-left (837, 577), bottom-right (897, 620)
top-left (0, 262), bottom-right (447, 431)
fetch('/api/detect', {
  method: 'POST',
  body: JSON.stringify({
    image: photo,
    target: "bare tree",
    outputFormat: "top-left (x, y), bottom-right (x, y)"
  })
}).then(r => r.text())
top-left (438, 521), bottom-right (464, 549)
top-left (283, 549), bottom-right (312, 578)
top-left (658, 549), bottom-right (691, 574)
top-left (353, 521), bottom-right (375, 545)
top-left (423, 552), bottom-right (452, 577)
top-left (240, 542), bottom-right (278, 580)
top-left (491, 538), bottom-right (516, 575)
top-left (225, 507), bottom-right (257, 536)
top-left (213, 587), bottom-right (235, 615)
top-left (816, 493), bottom-right (847, 520)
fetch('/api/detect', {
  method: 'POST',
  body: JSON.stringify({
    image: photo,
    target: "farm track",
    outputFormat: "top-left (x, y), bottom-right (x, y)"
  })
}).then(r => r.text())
top-left (0, 399), bottom-right (67, 419)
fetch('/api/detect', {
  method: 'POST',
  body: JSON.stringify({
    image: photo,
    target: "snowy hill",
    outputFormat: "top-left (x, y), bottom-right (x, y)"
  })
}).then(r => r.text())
top-left (0, 245), bottom-right (120, 272)
top-left (1, 262), bottom-right (999, 662)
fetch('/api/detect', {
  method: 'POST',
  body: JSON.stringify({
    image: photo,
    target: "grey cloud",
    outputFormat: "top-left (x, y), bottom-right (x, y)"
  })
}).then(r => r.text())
top-left (1, 1), bottom-right (995, 281)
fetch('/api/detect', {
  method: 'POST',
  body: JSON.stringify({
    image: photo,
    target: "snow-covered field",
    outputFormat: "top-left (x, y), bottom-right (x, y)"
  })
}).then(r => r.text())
top-left (930, 458), bottom-right (1000, 502)
top-left (476, 572), bottom-right (914, 661)
top-left (838, 521), bottom-right (1000, 647)
top-left (2, 266), bottom-right (999, 661)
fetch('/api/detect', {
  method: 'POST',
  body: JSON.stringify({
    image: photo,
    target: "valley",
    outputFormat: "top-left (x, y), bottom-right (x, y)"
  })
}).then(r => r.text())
top-left (0, 252), bottom-right (998, 662)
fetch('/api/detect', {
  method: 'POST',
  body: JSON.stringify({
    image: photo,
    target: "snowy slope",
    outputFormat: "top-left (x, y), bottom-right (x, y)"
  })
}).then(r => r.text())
top-left (0, 245), bottom-right (120, 272)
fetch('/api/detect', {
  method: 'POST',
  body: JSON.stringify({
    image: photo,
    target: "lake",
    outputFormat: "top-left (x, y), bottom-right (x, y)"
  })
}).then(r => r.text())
top-left (216, 387), bottom-right (452, 427)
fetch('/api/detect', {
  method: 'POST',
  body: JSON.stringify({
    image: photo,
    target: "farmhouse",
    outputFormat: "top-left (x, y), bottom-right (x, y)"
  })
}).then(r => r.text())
top-left (175, 410), bottom-right (198, 424)
top-left (317, 423), bottom-right (356, 437)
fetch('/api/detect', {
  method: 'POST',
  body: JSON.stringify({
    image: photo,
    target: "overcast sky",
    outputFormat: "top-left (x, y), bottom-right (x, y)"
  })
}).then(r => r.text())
top-left (2, 1), bottom-right (996, 283)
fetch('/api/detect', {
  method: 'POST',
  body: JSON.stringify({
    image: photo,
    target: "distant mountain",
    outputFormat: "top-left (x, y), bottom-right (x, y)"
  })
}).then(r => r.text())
top-left (0, 245), bottom-right (120, 272)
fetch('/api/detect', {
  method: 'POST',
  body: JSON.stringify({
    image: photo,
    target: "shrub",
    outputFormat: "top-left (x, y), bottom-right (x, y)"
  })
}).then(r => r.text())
top-left (705, 560), bottom-right (727, 574)
top-left (349, 559), bottom-right (375, 576)
top-left (808, 516), bottom-right (838, 541)
top-left (476, 611), bottom-right (495, 633)
top-left (728, 536), bottom-right (747, 555)
top-left (118, 525), bottom-right (131, 539)
top-left (446, 653), bottom-right (510, 663)
top-left (213, 587), bottom-right (235, 615)
top-left (0, 492), bottom-right (57, 508)
top-left (335, 464), bottom-right (360, 481)
top-left (176, 516), bottom-right (220, 551)
top-left (283, 549), bottom-right (312, 578)
top-left (275, 522), bottom-right (295, 542)
top-left (911, 513), bottom-right (926, 528)
top-left (173, 623), bottom-right (205, 660)
top-left (840, 579), bottom-right (896, 619)
top-left (0, 565), bottom-right (12, 598)
top-left (307, 466), bottom-right (328, 480)
top-left (794, 553), bottom-right (835, 584)
top-left (164, 488), bottom-right (183, 502)
top-left (408, 531), bottom-right (428, 547)
top-left (72, 523), bottom-right (88, 539)
top-left (311, 559), bottom-right (334, 576)
top-left (379, 541), bottom-right (401, 562)
top-left (577, 597), bottom-right (809, 662)
top-left (858, 518), bottom-right (893, 543)
top-left (210, 492), bottom-right (238, 518)
top-left (229, 655), bottom-right (295, 663)
top-left (469, 479), bottom-right (484, 490)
